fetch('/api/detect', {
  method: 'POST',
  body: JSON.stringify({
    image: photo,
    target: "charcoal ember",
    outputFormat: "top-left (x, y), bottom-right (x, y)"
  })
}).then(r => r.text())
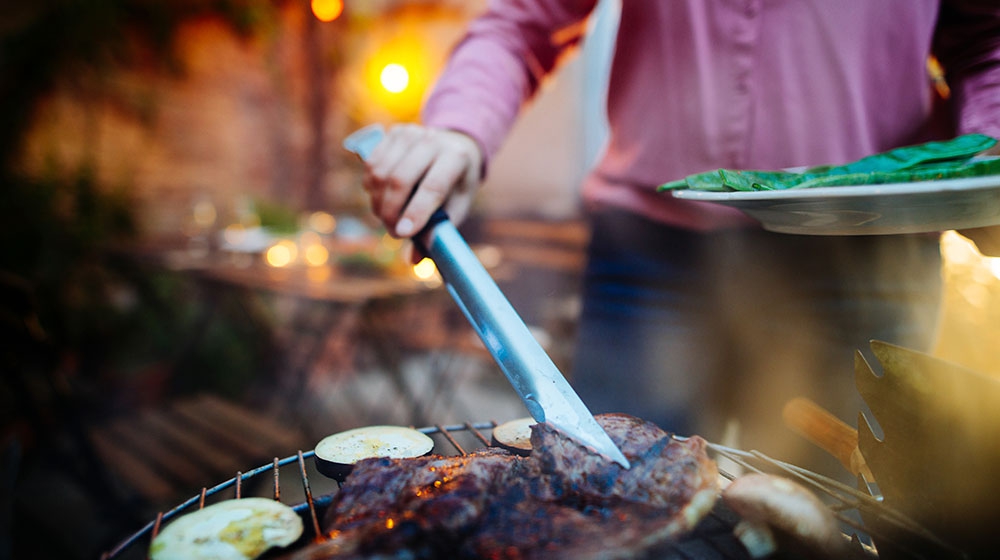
top-left (288, 414), bottom-right (718, 559)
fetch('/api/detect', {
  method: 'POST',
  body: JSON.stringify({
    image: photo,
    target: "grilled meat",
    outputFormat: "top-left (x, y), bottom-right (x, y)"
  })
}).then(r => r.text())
top-left (297, 448), bottom-right (524, 559)
top-left (289, 413), bottom-right (718, 559)
top-left (466, 414), bottom-right (719, 559)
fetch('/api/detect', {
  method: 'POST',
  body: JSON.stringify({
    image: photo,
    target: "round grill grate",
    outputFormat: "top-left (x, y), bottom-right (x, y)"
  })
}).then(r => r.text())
top-left (102, 422), bottom-right (950, 560)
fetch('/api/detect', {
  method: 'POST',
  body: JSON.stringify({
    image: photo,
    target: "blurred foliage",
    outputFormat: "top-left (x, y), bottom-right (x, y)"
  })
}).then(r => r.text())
top-left (0, 168), bottom-right (274, 427)
top-left (0, 1), bottom-right (280, 436)
top-left (1, 169), bottom-right (135, 429)
top-left (254, 197), bottom-right (301, 234)
top-left (0, 0), bottom-right (277, 169)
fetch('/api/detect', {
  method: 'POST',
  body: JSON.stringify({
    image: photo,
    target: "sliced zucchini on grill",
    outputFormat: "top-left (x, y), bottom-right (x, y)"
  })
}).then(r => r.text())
top-left (149, 497), bottom-right (302, 560)
top-left (490, 417), bottom-right (536, 456)
top-left (314, 425), bottom-right (434, 481)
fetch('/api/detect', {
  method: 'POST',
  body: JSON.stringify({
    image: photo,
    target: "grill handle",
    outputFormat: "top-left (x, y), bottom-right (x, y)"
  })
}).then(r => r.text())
top-left (782, 397), bottom-right (873, 480)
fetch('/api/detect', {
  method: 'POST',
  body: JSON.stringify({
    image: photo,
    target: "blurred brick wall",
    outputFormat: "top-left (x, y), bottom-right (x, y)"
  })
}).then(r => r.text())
top-left (19, 4), bottom-right (358, 238)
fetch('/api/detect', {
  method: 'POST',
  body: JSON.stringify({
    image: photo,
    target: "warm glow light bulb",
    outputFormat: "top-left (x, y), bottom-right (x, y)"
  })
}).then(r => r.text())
top-left (380, 63), bottom-right (410, 93)
top-left (311, 0), bottom-right (343, 22)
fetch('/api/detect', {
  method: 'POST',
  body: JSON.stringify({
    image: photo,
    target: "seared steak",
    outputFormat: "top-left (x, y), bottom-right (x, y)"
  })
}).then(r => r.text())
top-left (289, 413), bottom-right (718, 559)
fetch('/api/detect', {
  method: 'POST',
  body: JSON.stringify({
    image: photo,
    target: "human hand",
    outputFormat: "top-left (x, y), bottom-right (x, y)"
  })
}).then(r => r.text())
top-left (364, 125), bottom-right (483, 241)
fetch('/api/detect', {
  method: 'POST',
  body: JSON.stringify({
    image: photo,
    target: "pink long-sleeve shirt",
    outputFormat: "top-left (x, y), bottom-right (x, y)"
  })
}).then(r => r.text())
top-left (422, 0), bottom-right (1000, 231)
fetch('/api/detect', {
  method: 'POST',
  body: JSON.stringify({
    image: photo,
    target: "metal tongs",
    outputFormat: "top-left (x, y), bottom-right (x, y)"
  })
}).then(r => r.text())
top-left (345, 125), bottom-right (630, 468)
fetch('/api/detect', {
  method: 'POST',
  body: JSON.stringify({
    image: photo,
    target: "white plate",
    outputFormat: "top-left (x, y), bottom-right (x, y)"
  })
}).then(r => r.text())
top-left (670, 173), bottom-right (1000, 235)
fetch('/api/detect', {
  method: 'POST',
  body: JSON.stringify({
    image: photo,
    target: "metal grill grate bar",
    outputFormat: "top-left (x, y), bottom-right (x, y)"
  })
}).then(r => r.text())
top-left (706, 442), bottom-right (960, 558)
top-left (298, 451), bottom-right (322, 539)
top-left (103, 422), bottom-right (944, 559)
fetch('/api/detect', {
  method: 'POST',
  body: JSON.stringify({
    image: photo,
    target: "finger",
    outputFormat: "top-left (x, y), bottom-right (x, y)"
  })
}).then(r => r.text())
top-left (396, 149), bottom-right (469, 237)
top-left (366, 125), bottom-right (423, 196)
top-left (367, 180), bottom-right (384, 218)
top-left (401, 241), bottom-right (424, 265)
top-left (368, 124), bottom-right (420, 174)
top-left (378, 141), bottom-right (440, 230)
top-left (367, 127), bottom-right (427, 229)
top-left (442, 156), bottom-right (482, 225)
top-left (443, 190), bottom-right (474, 227)
top-left (364, 129), bottom-right (407, 218)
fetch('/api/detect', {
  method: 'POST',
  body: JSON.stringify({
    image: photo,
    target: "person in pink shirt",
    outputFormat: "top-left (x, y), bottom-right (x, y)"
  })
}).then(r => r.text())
top-left (360, 1), bottom-right (1000, 471)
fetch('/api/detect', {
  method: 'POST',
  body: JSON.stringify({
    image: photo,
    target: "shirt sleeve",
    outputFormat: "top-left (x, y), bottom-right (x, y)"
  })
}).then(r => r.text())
top-left (933, 0), bottom-right (1000, 139)
top-left (420, 0), bottom-right (598, 172)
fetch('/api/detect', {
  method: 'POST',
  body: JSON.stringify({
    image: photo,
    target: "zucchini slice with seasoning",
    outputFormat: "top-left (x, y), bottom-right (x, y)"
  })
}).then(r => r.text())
top-left (490, 417), bottom-right (537, 456)
top-left (314, 425), bottom-right (434, 481)
top-left (149, 497), bottom-right (303, 560)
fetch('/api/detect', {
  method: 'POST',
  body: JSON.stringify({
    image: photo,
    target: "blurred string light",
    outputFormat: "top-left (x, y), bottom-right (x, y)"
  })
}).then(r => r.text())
top-left (304, 243), bottom-right (330, 267)
top-left (265, 239), bottom-right (298, 268)
top-left (299, 231), bottom-right (330, 267)
top-left (311, 0), bottom-right (344, 22)
top-left (412, 257), bottom-right (438, 280)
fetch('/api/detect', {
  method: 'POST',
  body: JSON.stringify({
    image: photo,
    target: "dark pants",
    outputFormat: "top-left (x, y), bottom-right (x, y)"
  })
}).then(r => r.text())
top-left (571, 209), bottom-right (942, 474)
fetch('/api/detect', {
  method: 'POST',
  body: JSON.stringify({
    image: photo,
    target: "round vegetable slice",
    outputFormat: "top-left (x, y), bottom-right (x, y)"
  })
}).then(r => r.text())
top-left (149, 497), bottom-right (302, 560)
top-left (314, 425), bottom-right (434, 481)
top-left (490, 417), bottom-right (536, 456)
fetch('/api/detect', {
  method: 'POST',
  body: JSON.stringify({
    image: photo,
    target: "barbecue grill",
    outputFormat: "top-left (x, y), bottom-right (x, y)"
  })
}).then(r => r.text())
top-left (100, 421), bottom-right (959, 560)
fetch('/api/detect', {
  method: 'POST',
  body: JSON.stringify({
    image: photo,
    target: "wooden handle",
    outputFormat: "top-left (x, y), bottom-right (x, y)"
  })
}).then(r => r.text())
top-left (782, 397), bottom-right (873, 479)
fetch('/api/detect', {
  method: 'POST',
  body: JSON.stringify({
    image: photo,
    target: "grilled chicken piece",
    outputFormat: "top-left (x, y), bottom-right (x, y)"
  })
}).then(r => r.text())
top-left (288, 413), bottom-right (718, 560)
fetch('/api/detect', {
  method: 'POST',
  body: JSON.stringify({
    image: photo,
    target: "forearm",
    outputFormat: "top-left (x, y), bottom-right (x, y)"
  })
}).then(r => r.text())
top-left (421, 0), bottom-right (597, 170)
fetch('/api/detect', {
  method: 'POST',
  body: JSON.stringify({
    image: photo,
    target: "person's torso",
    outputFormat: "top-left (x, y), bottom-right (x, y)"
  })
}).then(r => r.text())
top-left (585, 0), bottom-right (942, 229)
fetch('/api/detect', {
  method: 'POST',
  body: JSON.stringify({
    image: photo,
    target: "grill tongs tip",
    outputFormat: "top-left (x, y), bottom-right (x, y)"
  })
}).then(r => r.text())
top-left (345, 125), bottom-right (630, 469)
